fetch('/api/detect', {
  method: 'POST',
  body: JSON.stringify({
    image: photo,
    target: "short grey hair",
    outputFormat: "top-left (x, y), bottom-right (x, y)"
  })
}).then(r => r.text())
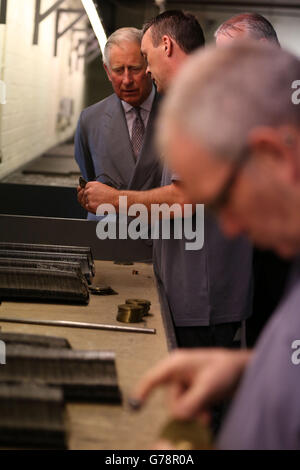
top-left (158, 41), bottom-right (300, 164)
top-left (214, 13), bottom-right (280, 46)
top-left (103, 27), bottom-right (143, 67)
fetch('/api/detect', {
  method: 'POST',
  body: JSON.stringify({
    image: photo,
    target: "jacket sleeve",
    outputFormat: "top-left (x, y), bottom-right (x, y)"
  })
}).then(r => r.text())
top-left (74, 111), bottom-right (95, 181)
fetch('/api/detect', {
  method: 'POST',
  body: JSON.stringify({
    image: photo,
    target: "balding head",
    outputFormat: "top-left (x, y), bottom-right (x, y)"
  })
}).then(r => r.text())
top-left (215, 13), bottom-right (280, 46)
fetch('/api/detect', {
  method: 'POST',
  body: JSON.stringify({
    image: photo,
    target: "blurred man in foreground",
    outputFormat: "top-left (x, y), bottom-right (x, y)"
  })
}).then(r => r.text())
top-left (132, 42), bottom-right (300, 449)
top-left (215, 12), bottom-right (290, 347)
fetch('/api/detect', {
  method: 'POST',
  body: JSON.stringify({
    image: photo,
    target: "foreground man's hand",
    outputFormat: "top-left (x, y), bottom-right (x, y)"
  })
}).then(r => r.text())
top-left (131, 348), bottom-right (252, 420)
top-left (77, 182), bottom-right (119, 214)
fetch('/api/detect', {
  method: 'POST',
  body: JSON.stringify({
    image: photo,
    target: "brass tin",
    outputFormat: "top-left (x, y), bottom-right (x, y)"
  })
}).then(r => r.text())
top-left (117, 304), bottom-right (144, 323)
top-left (125, 299), bottom-right (151, 316)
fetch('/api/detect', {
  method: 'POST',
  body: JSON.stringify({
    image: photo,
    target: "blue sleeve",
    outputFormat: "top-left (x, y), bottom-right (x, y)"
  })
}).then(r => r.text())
top-left (74, 112), bottom-right (95, 181)
top-left (161, 166), bottom-right (180, 186)
top-left (217, 283), bottom-right (300, 450)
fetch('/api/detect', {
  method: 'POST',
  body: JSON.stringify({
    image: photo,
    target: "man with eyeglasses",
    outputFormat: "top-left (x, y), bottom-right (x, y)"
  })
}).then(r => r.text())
top-left (215, 12), bottom-right (291, 348)
top-left (132, 42), bottom-right (300, 450)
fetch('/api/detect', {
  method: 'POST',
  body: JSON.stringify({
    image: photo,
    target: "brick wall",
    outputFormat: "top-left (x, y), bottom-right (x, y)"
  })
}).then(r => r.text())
top-left (0, 0), bottom-right (87, 179)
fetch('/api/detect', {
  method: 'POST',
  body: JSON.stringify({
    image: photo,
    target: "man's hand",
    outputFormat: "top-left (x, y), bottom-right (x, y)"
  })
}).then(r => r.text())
top-left (77, 180), bottom-right (194, 217)
top-left (131, 348), bottom-right (252, 420)
top-left (77, 181), bottom-right (119, 214)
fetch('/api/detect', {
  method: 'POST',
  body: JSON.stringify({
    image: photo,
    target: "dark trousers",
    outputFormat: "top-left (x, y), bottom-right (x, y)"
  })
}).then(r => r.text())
top-left (175, 322), bottom-right (241, 349)
top-left (175, 322), bottom-right (241, 435)
top-left (247, 248), bottom-right (291, 346)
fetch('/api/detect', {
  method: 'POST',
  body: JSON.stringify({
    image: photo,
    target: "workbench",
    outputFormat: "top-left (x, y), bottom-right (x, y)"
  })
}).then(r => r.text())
top-left (0, 260), bottom-right (170, 449)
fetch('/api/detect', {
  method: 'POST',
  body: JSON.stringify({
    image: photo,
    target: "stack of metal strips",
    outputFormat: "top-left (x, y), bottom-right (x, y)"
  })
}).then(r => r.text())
top-left (0, 331), bottom-right (71, 448)
top-left (0, 243), bottom-right (95, 278)
top-left (0, 242), bottom-right (95, 304)
top-left (1, 345), bottom-right (122, 403)
top-left (0, 266), bottom-right (89, 305)
top-left (0, 249), bottom-right (93, 283)
top-left (0, 258), bottom-right (84, 276)
top-left (0, 383), bottom-right (66, 449)
top-left (0, 332), bottom-right (71, 349)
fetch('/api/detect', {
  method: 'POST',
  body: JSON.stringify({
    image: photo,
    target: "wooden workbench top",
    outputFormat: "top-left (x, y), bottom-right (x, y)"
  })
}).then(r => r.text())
top-left (0, 261), bottom-right (169, 449)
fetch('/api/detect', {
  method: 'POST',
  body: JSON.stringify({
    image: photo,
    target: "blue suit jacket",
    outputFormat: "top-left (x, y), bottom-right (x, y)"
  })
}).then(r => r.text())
top-left (75, 92), bottom-right (162, 197)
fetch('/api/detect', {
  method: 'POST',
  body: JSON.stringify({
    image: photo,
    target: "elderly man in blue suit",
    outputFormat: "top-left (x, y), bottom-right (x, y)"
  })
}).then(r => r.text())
top-left (75, 27), bottom-right (162, 219)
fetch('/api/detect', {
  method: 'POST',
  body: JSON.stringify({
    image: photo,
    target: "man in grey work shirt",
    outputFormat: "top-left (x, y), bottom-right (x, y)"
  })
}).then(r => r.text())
top-left (75, 27), bottom-right (162, 220)
top-left (78, 11), bottom-right (253, 348)
top-left (132, 42), bottom-right (300, 449)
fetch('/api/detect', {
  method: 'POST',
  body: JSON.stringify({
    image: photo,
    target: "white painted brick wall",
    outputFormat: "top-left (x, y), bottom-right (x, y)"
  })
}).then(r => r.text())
top-left (0, 0), bottom-right (87, 178)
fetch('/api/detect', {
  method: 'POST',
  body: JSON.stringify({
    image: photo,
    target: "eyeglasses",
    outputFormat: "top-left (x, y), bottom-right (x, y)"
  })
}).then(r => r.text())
top-left (207, 149), bottom-right (251, 214)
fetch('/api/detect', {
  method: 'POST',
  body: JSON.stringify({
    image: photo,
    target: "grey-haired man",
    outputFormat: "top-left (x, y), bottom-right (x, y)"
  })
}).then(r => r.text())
top-left (75, 27), bottom-right (162, 219)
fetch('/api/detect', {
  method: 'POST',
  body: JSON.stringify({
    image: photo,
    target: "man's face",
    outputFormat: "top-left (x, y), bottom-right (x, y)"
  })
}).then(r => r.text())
top-left (105, 42), bottom-right (153, 106)
top-left (166, 125), bottom-right (300, 258)
top-left (141, 28), bottom-right (169, 93)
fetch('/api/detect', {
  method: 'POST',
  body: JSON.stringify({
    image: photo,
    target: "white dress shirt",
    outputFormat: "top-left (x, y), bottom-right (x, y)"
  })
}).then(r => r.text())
top-left (121, 85), bottom-right (155, 139)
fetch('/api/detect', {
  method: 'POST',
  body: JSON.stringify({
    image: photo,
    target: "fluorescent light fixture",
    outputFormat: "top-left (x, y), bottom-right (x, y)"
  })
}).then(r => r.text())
top-left (81, 0), bottom-right (107, 55)
top-left (0, 80), bottom-right (6, 105)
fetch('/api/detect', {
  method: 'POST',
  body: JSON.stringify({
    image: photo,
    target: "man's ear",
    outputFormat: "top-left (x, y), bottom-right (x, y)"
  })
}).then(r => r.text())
top-left (162, 35), bottom-right (173, 57)
top-left (248, 126), bottom-right (298, 183)
top-left (103, 63), bottom-right (112, 82)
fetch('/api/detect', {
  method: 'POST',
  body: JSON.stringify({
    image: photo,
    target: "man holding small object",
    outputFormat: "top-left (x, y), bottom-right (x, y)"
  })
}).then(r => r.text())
top-left (77, 11), bottom-right (253, 349)
top-left (75, 27), bottom-right (162, 219)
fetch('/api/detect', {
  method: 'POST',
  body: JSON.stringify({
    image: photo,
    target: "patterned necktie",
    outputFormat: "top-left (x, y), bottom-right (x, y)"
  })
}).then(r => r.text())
top-left (131, 107), bottom-right (145, 160)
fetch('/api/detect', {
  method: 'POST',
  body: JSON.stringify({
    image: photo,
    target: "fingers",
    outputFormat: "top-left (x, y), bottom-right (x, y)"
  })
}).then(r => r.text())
top-left (77, 187), bottom-right (84, 204)
top-left (77, 187), bottom-right (90, 211)
top-left (131, 352), bottom-right (188, 405)
top-left (167, 381), bottom-right (185, 414)
top-left (130, 349), bottom-right (234, 419)
top-left (167, 380), bottom-right (211, 421)
top-left (169, 375), bottom-right (210, 419)
top-left (168, 352), bottom-right (240, 419)
top-left (77, 186), bottom-right (83, 200)
top-left (81, 182), bottom-right (103, 211)
top-left (130, 348), bottom-right (247, 422)
top-left (77, 181), bottom-right (117, 215)
top-left (131, 363), bottom-right (173, 404)
top-left (85, 181), bottom-right (103, 190)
